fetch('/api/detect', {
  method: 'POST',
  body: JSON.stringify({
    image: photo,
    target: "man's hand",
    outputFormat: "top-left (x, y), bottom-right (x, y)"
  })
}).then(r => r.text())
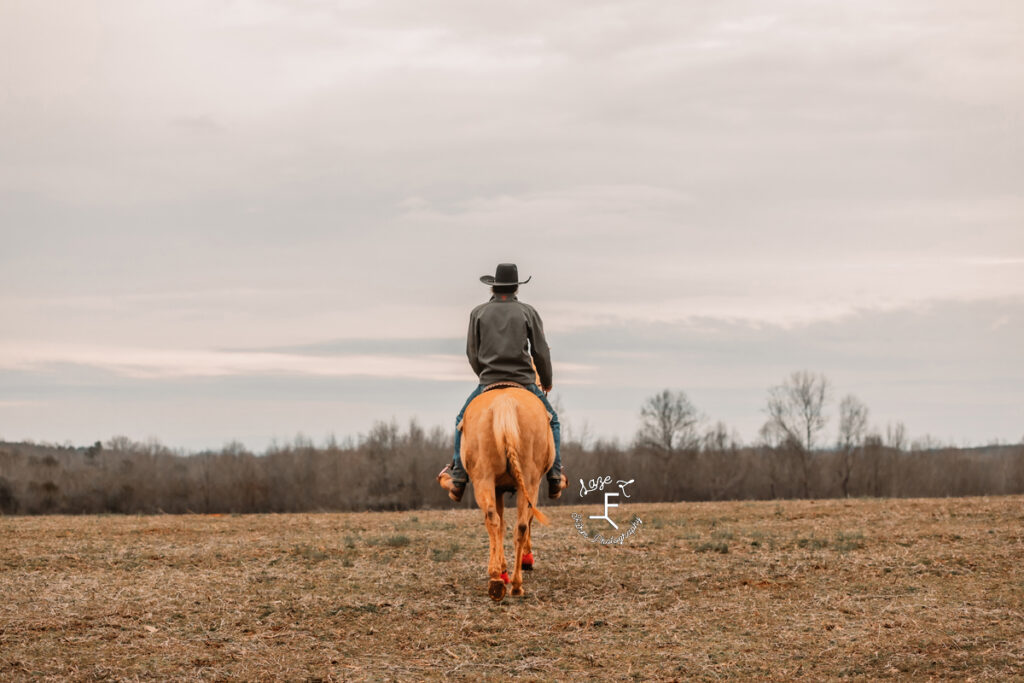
top-left (542, 385), bottom-right (552, 396)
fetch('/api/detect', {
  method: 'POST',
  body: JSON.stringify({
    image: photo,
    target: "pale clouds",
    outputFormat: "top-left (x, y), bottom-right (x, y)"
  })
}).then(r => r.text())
top-left (3, 0), bottom-right (1023, 210)
top-left (0, 341), bottom-right (596, 384)
top-left (0, 343), bottom-right (470, 382)
top-left (1, 299), bottom-right (1020, 450)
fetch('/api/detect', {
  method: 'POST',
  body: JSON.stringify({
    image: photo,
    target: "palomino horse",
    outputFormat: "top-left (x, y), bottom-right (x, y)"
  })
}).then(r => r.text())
top-left (457, 386), bottom-right (554, 601)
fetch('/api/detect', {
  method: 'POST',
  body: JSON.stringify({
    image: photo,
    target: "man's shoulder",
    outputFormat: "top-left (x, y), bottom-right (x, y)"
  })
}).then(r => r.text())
top-left (515, 300), bottom-right (543, 318)
top-left (470, 301), bottom-right (492, 317)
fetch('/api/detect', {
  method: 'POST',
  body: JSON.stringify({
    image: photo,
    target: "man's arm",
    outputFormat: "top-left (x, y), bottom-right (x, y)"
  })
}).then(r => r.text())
top-left (526, 306), bottom-right (553, 390)
top-left (466, 310), bottom-right (483, 377)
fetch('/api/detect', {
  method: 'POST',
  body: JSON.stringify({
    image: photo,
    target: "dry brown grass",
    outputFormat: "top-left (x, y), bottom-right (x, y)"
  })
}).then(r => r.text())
top-left (1, 496), bottom-right (1022, 681)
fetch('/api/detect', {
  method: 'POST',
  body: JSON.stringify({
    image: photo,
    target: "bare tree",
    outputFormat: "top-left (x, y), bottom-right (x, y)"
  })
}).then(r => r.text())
top-left (763, 371), bottom-right (830, 450)
top-left (635, 389), bottom-right (700, 458)
top-left (911, 434), bottom-right (945, 451)
top-left (761, 371), bottom-right (830, 498)
top-left (701, 421), bottom-right (747, 500)
top-left (862, 432), bottom-right (886, 497)
top-left (886, 422), bottom-right (907, 451)
top-left (836, 394), bottom-right (869, 497)
top-left (703, 421), bottom-right (740, 452)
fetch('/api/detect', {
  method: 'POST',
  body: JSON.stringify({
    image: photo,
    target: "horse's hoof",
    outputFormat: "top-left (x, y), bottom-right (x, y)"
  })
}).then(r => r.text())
top-left (488, 579), bottom-right (506, 601)
top-left (521, 552), bottom-right (534, 571)
top-left (511, 586), bottom-right (524, 597)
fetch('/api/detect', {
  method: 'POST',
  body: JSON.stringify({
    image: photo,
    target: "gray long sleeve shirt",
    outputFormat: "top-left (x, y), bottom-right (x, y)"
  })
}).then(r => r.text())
top-left (466, 295), bottom-right (553, 388)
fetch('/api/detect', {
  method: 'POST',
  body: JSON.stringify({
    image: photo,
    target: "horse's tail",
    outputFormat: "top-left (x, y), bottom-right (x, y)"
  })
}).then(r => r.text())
top-left (492, 393), bottom-right (550, 526)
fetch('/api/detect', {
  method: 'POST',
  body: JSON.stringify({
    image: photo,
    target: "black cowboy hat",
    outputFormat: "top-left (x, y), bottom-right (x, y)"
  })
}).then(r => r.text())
top-left (480, 263), bottom-right (532, 286)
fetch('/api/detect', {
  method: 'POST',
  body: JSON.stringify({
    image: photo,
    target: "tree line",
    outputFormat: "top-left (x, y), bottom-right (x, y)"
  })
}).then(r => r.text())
top-left (1, 371), bottom-right (1021, 515)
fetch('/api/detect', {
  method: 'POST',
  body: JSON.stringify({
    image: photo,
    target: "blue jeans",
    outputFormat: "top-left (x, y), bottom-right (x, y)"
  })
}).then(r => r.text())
top-left (451, 384), bottom-right (561, 483)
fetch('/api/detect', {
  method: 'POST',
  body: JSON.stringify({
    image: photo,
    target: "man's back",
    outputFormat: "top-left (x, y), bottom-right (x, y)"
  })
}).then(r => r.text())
top-left (467, 295), bottom-right (552, 388)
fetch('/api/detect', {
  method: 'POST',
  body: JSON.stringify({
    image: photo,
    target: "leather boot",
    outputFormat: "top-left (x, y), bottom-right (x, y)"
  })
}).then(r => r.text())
top-left (547, 471), bottom-right (567, 500)
top-left (437, 465), bottom-right (467, 502)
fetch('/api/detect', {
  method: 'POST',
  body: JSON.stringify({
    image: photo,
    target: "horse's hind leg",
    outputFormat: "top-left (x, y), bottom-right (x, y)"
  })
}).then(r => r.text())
top-left (521, 525), bottom-right (534, 571)
top-left (496, 492), bottom-right (509, 580)
top-left (511, 496), bottom-right (531, 596)
top-left (473, 481), bottom-right (506, 601)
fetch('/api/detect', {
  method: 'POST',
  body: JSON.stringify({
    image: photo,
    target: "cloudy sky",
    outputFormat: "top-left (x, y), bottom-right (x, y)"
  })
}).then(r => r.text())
top-left (2, 0), bottom-right (1022, 451)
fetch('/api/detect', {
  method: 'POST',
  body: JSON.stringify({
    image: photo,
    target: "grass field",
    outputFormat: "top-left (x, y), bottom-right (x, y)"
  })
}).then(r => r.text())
top-left (1, 495), bottom-right (1022, 681)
